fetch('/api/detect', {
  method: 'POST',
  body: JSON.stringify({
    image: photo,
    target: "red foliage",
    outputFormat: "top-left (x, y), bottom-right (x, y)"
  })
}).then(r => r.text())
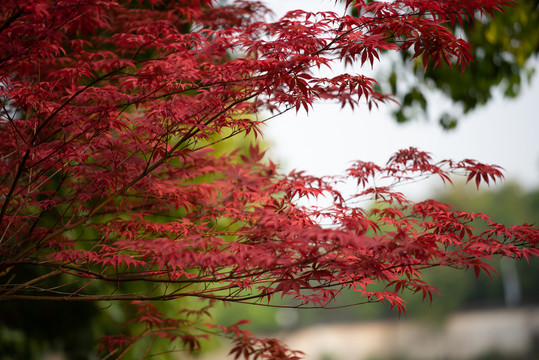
top-left (0, 0), bottom-right (536, 359)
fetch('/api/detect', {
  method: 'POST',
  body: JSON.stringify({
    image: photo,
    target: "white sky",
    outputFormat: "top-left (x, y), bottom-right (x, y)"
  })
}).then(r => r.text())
top-left (262, 0), bottom-right (539, 200)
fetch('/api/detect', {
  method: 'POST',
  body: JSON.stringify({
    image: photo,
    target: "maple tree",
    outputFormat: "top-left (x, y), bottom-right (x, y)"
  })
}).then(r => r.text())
top-left (0, 0), bottom-right (538, 359)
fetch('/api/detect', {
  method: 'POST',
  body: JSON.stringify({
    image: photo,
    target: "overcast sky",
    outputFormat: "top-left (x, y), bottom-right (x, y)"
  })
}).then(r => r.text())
top-left (262, 0), bottom-right (539, 200)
